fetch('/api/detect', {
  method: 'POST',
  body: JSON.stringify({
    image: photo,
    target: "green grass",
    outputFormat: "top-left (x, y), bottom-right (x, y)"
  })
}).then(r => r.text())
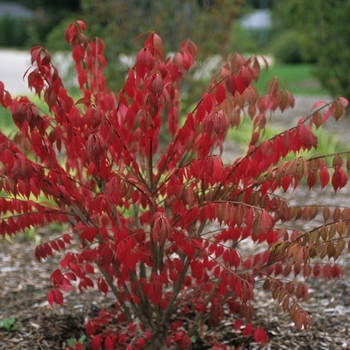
top-left (254, 64), bottom-right (329, 96)
top-left (0, 108), bottom-right (13, 136)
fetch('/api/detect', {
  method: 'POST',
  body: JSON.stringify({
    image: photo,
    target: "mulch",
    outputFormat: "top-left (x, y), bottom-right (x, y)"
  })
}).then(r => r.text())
top-left (1, 231), bottom-right (350, 350)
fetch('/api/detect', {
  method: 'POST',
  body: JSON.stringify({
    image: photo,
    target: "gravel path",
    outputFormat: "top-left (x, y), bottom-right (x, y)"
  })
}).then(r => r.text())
top-left (0, 49), bottom-right (31, 95)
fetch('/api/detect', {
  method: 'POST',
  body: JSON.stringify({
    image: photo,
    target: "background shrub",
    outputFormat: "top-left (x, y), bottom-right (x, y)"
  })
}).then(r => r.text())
top-left (274, 0), bottom-right (350, 100)
top-left (0, 15), bottom-right (29, 47)
top-left (264, 29), bottom-right (304, 64)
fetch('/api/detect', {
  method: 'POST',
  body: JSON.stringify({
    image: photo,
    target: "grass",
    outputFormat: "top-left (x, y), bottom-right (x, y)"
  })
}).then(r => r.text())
top-left (254, 64), bottom-right (329, 96)
top-left (0, 108), bottom-right (13, 136)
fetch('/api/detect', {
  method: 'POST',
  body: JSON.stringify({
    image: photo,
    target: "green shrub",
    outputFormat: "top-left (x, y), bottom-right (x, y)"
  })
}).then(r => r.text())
top-left (44, 16), bottom-right (77, 52)
top-left (264, 29), bottom-right (304, 64)
top-left (229, 23), bottom-right (261, 54)
top-left (274, 0), bottom-right (350, 100)
top-left (0, 15), bottom-right (29, 47)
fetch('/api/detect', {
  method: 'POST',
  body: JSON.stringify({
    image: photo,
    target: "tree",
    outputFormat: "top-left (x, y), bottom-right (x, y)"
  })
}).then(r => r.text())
top-left (15, 0), bottom-right (80, 12)
top-left (0, 20), bottom-right (349, 349)
top-left (11, 0), bottom-right (81, 47)
top-left (274, 0), bottom-right (350, 100)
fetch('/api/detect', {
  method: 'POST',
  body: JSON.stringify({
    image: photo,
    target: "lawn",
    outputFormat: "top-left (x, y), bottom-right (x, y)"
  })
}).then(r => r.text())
top-left (254, 63), bottom-right (329, 96)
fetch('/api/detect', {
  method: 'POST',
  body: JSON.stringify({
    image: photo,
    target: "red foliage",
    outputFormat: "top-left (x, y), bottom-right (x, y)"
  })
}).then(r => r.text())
top-left (0, 20), bottom-right (349, 349)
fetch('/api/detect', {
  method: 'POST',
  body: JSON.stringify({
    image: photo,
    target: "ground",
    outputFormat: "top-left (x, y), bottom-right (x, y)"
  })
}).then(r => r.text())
top-left (1, 96), bottom-right (350, 349)
top-left (1, 231), bottom-right (350, 349)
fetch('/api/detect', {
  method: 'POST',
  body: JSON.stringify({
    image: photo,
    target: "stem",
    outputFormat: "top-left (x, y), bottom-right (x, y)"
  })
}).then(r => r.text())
top-left (160, 258), bottom-right (190, 325)
top-left (149, 139), bottom-right (154, 192)
top-left (94, 37), bottom-right (100, 109)
top-left (187, 278), bottom-right (224, 338)
top-left (96, 261), bottom-right (132, 322)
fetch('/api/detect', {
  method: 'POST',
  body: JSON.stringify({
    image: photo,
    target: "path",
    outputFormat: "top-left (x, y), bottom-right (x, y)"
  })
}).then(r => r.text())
top-left (0, 49), bottom-right (32, 95)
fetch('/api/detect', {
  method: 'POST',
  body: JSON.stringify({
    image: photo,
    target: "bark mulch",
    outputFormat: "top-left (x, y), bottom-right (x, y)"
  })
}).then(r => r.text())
top-left (1, 234), bottom-right (350, 350)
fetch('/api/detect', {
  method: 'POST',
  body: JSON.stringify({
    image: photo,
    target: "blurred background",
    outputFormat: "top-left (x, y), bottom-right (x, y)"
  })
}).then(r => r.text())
top-left (0, 0), bottom-right (348, 100)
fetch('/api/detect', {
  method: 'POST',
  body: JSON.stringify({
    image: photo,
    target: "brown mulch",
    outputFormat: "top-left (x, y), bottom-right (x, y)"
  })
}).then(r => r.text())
top-left (1, 232), bottom-right (350, 350)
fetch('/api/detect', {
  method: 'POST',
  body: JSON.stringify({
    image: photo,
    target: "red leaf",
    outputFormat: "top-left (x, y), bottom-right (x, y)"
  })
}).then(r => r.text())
top-left (152, 212), bottom-right (171, 246)
top-left (254, 327), bottom-right (268, 344)
top-left (260, 211), bottom-right (274, 234)
top-left (240, 66), bottom-right (252, 87)
top-left (215, 245), bottom-right (224, 258)
top-left (126, 251), bottom-right (138, 270)
top-left (320, 166), bottom-right (330, 189)
top-left (98, 277), bottom-right (108, 294)
top-left (307, 170), bottom-right (317, 190)
top-left (212, 110), bottom-right (229, 134)
top-left (147, 73), bottom-right (164, 97)
top-left (338, 97), bottom-right (349, 108)
top-left (50, 269), bottom-right (63, 285)
top-left (203, 93), bottom-right (215, 114)
top-left (76, 20), bottom-right (86, 31)
top-left (47, 290), bottom-right (55, 306)
top-left (63, 233), bottom-right (72, 244)
top-left (226, 74), bottom-right (236, 95)
top-left (91, 336), bottom-right (102, 350)
top-left (85, 134), bottom-right (106, 165)
top-left (59, 277), bottom-right (74, 292)
top-left (236, 76), bottom-right (247, 94)
top-left (47, 288), bottom-right (64, 306)
top-left (209, 299), bottom-right (224, 326)
top-left (136, 338), bottom-right (146, 349)
top-left (72, 45), bottom-right (85, 64)
top-left (234, 319), bottom-right (242, 331)
top-left (136, 47), bottom-right (155, 78)
top-left (104, 335), bottom-right (115, 350)
top-left (50, 240), bottom-right (60, 252)
top-left (78, 70), bottom-right (87, 88)
top-left (181, 335), bottom-right (192, 348)
top-left (182, 51), bottom-right (193, 71)
top-left (281, 175), bottom-right (291, 192)
top-left (297, 124), bottom-right (317, 150)
top-left (332, 167), bottom-right (348, 192)
top-left (332, 154), bottom-right (343, 167)
top-left (85, 263), bottom-right (95, 274)
top-left (311, 100), bottom-right (327, 111)
top-left (69, 263), bottom-right (85, 278)
top-left (81, 227), bottom-right (99, 243)
top-left (228, 249), bottom-right (240, 268)
top-left (215, 83), bottom-right (226, 104)
top-left (165, 336), bottom-right (173, 348)
top-left (330, 100), bottom-right (345, 120)
top-left (242, 323), bottom-right (253, 336)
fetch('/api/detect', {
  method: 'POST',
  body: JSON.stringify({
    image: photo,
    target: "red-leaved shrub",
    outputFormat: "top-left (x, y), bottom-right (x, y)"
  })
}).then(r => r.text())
top-left (0, 20), bottom-right (349, 349)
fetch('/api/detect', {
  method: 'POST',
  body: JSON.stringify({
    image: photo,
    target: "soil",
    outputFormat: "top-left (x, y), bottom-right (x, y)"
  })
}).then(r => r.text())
top-left (2, 96), bottom-right (350, 349)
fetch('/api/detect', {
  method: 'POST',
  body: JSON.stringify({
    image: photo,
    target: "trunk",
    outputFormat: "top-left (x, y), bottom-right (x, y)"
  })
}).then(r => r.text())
top-left (145, 330), bottom-right (169, 350)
